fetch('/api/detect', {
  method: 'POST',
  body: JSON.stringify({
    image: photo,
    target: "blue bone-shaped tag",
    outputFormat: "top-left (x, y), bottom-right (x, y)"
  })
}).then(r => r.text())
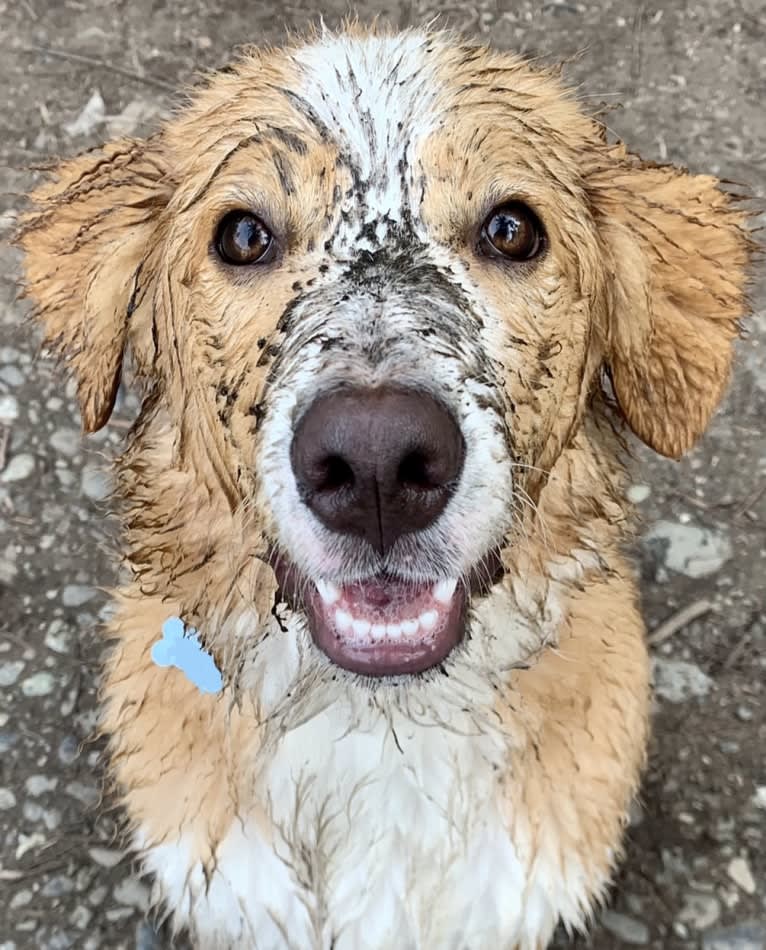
top-left (151, 616), bottom-right (223, 694)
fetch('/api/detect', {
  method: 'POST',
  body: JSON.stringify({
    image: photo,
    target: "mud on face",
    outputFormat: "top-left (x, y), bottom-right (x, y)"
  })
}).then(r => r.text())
top-left (18, 29), bottom-right (751, 685)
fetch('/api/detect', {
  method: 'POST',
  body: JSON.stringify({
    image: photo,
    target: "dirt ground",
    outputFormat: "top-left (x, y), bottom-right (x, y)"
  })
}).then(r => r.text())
top-left (0, 1), bottom-right (764, 948)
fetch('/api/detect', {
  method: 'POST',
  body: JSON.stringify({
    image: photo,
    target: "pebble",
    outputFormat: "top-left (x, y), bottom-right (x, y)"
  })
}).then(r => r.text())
top-left (1, 453), bottom-right (35, 482)
top-left (0, 364), bottom-right (24, 386)
top-left (61, 584), bottom-right (96, 607)
top-left (752, 786), bottom-right (766, 810)
top-left (644, 521), bottom-right (732, 578)
top-left (0, 787), bottom-right (17, 809)
top-left (65, 781), bottom-right (100, 807)
top-left (41, 875), bottom-right (75, 898)
top-left (703, 921), bottom-right (766, 950)
top-left (113, 877), bottom-right (151, 911)
top-left (728, 856), bottom-right (757, 894)
top-left (652, 658), bottom-right (713, 703)
top-left (627, 483), bottom-right (651, 503)
top-left (9, 889), bottom-right (32, 908)
top-left (678, 891), bottom-right (721, 930)
top-left (26, 774), bottom-right (58, 796)
top-left (69, 905), bottom-right (93, 930)
top-left (42, 932), bottom-right (74, 950)
top-left (44, 619), bottom-right (73, 654)
top-left (106, 97), bottom-right (164, 137)
top-left (0, 660), bottom-right (25, 686)
top-left (600, 909), bottom-right (650, 945)
top-left (88, 885), bottom-right (108, 906)
top-left (88, 846), bottom-right (126, 869)
top-left (63, 89), bottom-right (105, 137)
top-left (49, 427), bottom-right (80, 457)
top-left (0, 393), bottom-right (18, 422)
top-left (20, 671), bottom-right (56, 697)
top-left (81, 465), bottom-right (111, 502)
top-left (57, 735), bottom-right (80, 766)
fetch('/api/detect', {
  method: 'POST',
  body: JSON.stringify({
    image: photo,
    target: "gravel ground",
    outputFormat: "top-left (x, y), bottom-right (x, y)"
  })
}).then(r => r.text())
top-left (1, 1), bottom-right (765, 948)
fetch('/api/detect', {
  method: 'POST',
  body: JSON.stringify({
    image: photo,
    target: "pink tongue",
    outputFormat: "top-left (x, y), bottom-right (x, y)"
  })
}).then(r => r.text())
top-left (342, 579), bottom-right (430, 620)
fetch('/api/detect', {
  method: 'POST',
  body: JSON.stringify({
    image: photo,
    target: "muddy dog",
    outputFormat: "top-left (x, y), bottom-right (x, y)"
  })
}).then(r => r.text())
top-left (19, 26), bottom-right (751, 950)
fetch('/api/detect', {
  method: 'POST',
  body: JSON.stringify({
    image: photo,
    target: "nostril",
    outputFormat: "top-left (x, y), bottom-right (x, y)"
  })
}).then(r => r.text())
top-left (397, 451), bottom-right (437, 491)
top-left (316, 455), bottom-right (355, 493)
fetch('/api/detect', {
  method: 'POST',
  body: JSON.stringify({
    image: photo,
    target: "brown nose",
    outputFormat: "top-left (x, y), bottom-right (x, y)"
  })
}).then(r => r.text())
top-left (290, 387), bottom-right (465, 554)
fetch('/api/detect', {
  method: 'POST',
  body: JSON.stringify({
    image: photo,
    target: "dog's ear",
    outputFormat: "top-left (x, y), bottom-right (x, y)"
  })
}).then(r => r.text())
top-left (17, 137), bottom-right (172, 432)
top-left (590, 145), bottom-right (752, 459)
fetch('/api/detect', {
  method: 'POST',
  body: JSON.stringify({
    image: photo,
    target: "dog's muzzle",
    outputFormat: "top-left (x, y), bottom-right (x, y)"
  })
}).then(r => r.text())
top-left (283, 385), bottom-right (468, 676)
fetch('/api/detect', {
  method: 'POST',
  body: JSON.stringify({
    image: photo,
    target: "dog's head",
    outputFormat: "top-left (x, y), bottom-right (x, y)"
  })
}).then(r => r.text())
top-left (20, 30), bottom-right (750, 685)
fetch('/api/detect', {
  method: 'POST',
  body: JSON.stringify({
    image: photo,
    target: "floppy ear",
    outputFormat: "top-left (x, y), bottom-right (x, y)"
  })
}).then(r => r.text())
top-left (590, 145), bottom-right (752, 459)
top-left (17, 137), bottom-right (171, 432)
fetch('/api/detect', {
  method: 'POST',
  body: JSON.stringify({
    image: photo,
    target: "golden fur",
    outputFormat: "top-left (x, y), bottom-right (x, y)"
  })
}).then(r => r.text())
top-left (19, 25), bottom-right (751, 950)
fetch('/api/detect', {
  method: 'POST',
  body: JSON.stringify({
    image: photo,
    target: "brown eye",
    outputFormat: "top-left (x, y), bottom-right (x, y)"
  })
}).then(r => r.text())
top-left (481, 202), bottom-right (544, 261)
top-left (215, 211), bottom-right (273, 265)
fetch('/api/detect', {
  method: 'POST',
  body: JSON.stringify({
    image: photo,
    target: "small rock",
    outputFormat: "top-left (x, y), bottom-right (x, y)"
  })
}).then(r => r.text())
top-left (645, 521), bottom-right (732, 578)
top-left (88, 847), bottom-right (126, 869)
top-left (10, 889), bottom-right (32, 908)
top-left (15, 831), bottom-right (46, 860)
top-left (61, 585), bottom-right (95, 608)
top-left (1, 453), bottom-right (35, 482)
top-left (26, 774), bottom-right (58, 796)
top-left (57, 735), bottom-right (80, 766)
top-left (20, 671), bottom-right (56, 697)
top-left (64, 89), bottom-right (106, 137)
top-left (0, 365), bottom-right (24, 386)
top-left (600, 909), bottom-right (650, 945)
top-left (69, 906), bottom-right (92, 930)
top-left (42, 932), bottom-right (74, 950)
top-left (65, 781), bottom-right (100, 808)
top-left (44, 620), bottom-right (73, 654)
top-left (627, 484), bottom-right (651, 504)
top-left (41, 875), bottom-right (75, 898)
top-left (678, 891), bottom-right (721, 930)
top-left (0, 393), bottom-right (18, 422)
top-left (703, 921), bottom-right (766, 950)
top-left (106, 98), bottom-right (164, 137)
top-left (728, 856), bottom-right (757, 895)
top-left (0, 787), bottom-right (17, 809)
top-left (81, 465), bottom-right (111, 502)
top-left (736, 705), bottom-right (754, 722)
top-left (50, 428), bottom-right (80, 457)
top-left (113, 877), bottom-right (150, 911)
top-left (752, 786), bottom-right (766, 810)
top-left (0, 660), bottom-right (25, 687)
top-left (652, 658), bottom-right (713, 703)
top-left (88, 885), bottom-right (108, 906)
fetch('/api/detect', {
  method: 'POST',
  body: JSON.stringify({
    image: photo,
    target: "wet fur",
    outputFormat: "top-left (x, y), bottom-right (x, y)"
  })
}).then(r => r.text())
top-left (19, 25), bottom-right (751, 950)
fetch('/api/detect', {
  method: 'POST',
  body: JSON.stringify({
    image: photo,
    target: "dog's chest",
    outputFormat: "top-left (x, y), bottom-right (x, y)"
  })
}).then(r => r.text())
top-left (142, 701), bottom-right (572, 950)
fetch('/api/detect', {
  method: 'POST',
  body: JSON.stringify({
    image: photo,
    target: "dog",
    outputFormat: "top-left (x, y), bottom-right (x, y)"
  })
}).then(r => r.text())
top-left (19, 24), bottom-right (751, 950)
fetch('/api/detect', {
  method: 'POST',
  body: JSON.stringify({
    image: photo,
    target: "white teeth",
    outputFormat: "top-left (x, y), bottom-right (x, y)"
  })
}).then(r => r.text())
top-left (335, 609), bottom-right (352, 632)
top-left (316, 579), bottom-right (341, 605)
top-left (433, 578), bottom-right (458, 604)
top-left (419, 610), bottom-right (438, 631)
top-left (371, 623), bottom-right (386, 640)
top-left (352, 618), bottom-right (371, 637)
top-left (401, 618), bottom-right (419, 636)
top-left (386, 623), bottom-right (403, 639)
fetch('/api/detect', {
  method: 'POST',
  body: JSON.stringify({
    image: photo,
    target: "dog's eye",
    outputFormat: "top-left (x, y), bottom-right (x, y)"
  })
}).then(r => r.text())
top-left (215, 211), bottom-right (273, 265)
top-left (481, 202), bottom-right (544, 261)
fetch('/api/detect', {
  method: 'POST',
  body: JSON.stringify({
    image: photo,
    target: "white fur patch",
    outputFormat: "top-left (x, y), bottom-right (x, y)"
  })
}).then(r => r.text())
top-left (137, 550), bottom-right (605, 949)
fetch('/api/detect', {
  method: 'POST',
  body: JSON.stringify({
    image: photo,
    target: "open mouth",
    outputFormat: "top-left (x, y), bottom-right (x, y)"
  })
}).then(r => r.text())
top-left (305, 575), bottom-right (466, 676)
top-left (274, 554), bottom-right (503, 677)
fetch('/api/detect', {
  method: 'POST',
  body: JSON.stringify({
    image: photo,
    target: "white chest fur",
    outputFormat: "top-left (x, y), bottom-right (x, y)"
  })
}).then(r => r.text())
top-left (139, 696), bottom-right (589, 950)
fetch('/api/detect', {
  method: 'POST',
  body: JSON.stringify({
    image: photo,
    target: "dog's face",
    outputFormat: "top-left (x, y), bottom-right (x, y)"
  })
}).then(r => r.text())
top-left (20, 30), bottom-right (749, 684)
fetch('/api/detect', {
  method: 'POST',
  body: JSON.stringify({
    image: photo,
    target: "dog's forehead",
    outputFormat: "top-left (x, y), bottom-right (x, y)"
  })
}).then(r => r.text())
top-left (292, 33), bottom-right (441, 176)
